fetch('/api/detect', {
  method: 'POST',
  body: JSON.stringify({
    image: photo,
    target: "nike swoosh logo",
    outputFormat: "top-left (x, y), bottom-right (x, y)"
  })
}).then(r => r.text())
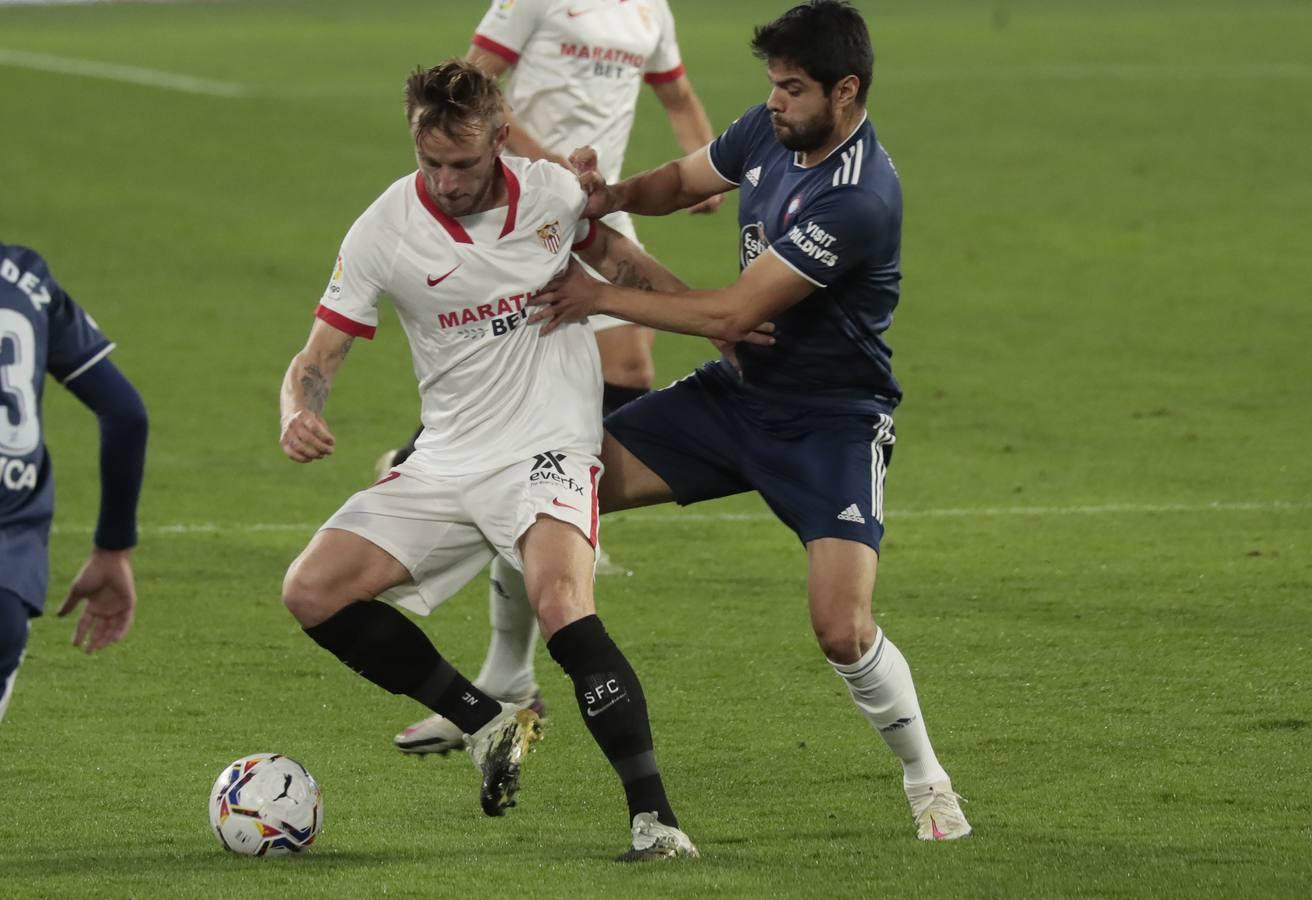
top-left (552, 498), bottom-right (581, 512)
top-left (426, 265), bottom-right (460, 287)
top-left (930, 816), bottom-right (948, 840)
top-left (585, 694), bottom-right (627, 717)
top-left (569, 0), bottom-right (628, 17)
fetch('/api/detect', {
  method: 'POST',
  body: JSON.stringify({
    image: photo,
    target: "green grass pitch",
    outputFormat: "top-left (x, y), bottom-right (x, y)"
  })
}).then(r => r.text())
top-left (1, 0), bottom-right (1310, 896)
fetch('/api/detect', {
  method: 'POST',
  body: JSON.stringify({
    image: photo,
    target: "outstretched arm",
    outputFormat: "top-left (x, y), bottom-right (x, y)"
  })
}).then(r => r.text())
top-left (279, 319), bottom-right (355, 463)
top-left (532, 248), bottom-right (805, 345)
top-left (61, 357), bottom-right (148, 654)
top-left (573, 222), bottom-right (689, 295)
top-left (569, 224), bottom-right (771, 359)
top-left (649, 75), bottom-right (723, 215)
top-left (572, 144), bottom-right (734, 220)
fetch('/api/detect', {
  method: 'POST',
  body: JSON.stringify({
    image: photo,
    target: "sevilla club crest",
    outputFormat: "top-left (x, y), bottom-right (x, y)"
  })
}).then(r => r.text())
top-left (537, 219), bottom-right (562, 254)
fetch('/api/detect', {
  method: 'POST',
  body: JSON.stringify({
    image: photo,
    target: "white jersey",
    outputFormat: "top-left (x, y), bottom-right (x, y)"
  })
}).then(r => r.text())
top-left (472, 0), bottom-right (685, 184)
top-left (316, 156), bottom-right (602, 475)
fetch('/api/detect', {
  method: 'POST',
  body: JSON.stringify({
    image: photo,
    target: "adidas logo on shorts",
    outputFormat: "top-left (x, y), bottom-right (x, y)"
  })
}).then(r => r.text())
top-left (745, 166), bottom-right (761, 187)
top-left (836, 504), bottom-right (866, 524)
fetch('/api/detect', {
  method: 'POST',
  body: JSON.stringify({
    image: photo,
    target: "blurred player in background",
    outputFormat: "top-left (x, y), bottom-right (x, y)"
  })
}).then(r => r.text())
top-left (0, 242), bottom-right (148, 724)
top-left (524, 0), bottom-right (975, 841)
top-left (280, 62), bottom-right (707, 859)
top-left (391, 0), bottom-right (721, 757)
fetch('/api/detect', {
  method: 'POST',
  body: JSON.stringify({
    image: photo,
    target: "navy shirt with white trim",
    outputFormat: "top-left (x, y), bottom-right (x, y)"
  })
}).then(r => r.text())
top-left (0, 242), bottom-right (113, 531)
top-left (708, 103), bottom-right (903, 409)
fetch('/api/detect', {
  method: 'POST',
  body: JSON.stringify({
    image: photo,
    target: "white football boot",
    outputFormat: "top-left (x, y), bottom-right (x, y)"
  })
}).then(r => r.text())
top-left (617, 812), bottom-right (700, 862)
top-left (465, 703), bottom-right (545, 817)
top-left (395, 690), bottom-right (546, 756)
top-left (906, 780), bottom-right (972, 840)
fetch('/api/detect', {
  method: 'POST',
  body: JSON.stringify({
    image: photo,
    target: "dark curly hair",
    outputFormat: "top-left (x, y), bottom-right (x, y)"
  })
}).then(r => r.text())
top-left (751, 1), bottom-right (874, 103)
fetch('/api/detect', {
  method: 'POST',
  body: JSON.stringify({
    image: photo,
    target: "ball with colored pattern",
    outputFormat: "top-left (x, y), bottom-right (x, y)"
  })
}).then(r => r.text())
top-left (208, 753), bottom-right (323, 856)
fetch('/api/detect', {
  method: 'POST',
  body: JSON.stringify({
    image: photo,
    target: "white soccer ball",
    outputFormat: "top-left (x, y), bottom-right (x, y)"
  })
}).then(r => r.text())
top-left (208, 753), bottom-right (323, 856)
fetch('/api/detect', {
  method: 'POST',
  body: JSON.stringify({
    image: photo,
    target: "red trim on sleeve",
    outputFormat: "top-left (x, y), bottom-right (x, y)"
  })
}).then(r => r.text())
top-left (472, 33), bottom-right (520, 64)
top-left (643, 64), bottom-right (685, 85)
top-left (315, 304), bottom-right (377, 339)
top-left (588, 465), bottom-right (601, 547)
top-left (571, 218), bottom-right (598, 251)
top-left (498, 160), bottom-right (520, 239)
top-left (415, 172), bottom-right (474, 244)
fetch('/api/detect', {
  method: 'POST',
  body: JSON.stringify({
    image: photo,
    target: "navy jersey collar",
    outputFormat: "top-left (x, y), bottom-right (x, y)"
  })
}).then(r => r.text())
top-left (791, 111), bottom-right (870, 169)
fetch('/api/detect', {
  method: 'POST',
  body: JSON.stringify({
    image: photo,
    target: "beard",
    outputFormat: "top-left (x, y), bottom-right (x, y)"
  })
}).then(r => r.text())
top-left (771, 105), bottom-right (836, 153)
top-left (426, 168), bottom-right (495, 218)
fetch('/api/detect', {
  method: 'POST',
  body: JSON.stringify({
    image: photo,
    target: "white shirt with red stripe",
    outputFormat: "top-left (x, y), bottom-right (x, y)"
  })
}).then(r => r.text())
top-left (316, 155), bottom-right (602, 476)
top-left (472, 0), bottom-right (685, 184)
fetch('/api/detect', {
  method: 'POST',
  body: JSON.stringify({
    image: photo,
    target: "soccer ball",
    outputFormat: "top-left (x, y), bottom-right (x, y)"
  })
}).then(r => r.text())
top-left (208, 753), bottom-right (323, 856)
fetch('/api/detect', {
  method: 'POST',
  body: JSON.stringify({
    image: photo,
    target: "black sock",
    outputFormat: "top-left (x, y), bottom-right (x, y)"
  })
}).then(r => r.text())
top-left (602, 384), bottom-right (648, 417)
top-left (303, 600), bottom-right (500, 734)
top-left (547, 614), bottom-right (677, 828)
top-left (392, 424), bottom-right (425, 467)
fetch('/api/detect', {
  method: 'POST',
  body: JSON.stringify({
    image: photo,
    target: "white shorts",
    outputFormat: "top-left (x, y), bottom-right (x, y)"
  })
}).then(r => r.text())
top-left (587, 210), bottom-right (644, 335)
top-left (320, 449), bottom-right (602, 616)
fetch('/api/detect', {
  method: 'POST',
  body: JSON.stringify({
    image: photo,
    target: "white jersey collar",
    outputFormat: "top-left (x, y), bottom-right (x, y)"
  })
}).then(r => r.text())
top-left (414, 159), bottom-right (522, 244)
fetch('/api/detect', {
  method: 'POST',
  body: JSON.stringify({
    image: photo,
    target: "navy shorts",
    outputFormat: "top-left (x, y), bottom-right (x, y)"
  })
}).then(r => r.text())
top-left (604, 363), bottom-right (896, 551)
top-left (0, 522), bottom-right (51, 616)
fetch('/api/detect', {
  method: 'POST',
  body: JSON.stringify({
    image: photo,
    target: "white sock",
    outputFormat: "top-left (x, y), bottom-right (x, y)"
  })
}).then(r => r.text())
top-left (830, 628), bottom-right (949, 787)
top-left (473, 556), bottom-right (539, 700)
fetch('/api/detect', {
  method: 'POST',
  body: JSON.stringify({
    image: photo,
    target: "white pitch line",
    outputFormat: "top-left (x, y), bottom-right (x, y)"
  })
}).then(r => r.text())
top-left (0, 48), bottom-right (250, 97)
top-left (46, 500), bottom-right (1311, 537)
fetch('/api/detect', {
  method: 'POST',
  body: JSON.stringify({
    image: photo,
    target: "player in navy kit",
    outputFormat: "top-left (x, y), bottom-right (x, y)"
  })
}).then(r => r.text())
top-left (529, 1), bottom-right (973, 840)
top-left (0, 242), bottom-right (148, 724)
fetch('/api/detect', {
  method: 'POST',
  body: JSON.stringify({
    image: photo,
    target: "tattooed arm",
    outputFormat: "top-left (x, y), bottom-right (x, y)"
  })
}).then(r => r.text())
top-left (279, 319), bottom-right (355, 463)
top-left (574, 221), bottom-right (688, 294)
top-left (535, 222), bottom-right (778, 347)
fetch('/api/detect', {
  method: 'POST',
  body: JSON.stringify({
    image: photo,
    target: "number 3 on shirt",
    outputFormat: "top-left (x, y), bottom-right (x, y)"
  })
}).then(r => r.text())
top-left (0, 309), bottom-right (40, 455)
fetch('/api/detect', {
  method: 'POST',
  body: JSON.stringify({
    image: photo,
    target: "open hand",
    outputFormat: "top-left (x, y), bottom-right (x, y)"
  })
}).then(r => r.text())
top-left (58, 549), bottom-right (136, 654)
top-left (527, 258), bottom-right (607, 335)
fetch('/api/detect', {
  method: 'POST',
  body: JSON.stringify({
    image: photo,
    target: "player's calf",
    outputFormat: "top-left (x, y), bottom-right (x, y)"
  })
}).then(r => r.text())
top-left (0, 590), bottom-right (30, 724)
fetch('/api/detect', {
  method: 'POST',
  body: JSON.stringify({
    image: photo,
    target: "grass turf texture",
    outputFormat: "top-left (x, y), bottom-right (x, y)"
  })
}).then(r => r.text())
top-left (2, 0), bottom-right (1310, 896)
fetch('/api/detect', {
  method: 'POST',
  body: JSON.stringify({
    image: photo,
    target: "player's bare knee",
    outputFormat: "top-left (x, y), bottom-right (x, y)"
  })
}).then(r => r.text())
top-left (281, 558), bottom-right (342, 626)
top-left (813, 620), bottom-right (867, 665)
top-left (530, 571), bottom-right (592, 638)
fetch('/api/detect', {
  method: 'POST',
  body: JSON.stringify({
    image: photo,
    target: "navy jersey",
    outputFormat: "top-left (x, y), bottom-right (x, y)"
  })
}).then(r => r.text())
top-left (708, 103), bottom-right (903, 410)
top-left (1, 244), bottom-right (113, 600)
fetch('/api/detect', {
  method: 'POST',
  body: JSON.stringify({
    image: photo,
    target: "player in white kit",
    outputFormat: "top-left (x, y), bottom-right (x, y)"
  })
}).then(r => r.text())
top-left (389, 0), bottom-right (722, 760)
top-left (473, 0), bottom-right (721, 407)
top-left (279, 61), bottom-right (697, 860)
top-left (381, 0), bottom-right (720, 455)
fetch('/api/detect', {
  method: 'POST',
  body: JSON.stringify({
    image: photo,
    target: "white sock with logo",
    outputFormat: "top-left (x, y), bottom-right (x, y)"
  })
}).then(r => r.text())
top-left (829, 628), bottom-right (949, 787)
top-left (474, 556), bottom-right (539, 701)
